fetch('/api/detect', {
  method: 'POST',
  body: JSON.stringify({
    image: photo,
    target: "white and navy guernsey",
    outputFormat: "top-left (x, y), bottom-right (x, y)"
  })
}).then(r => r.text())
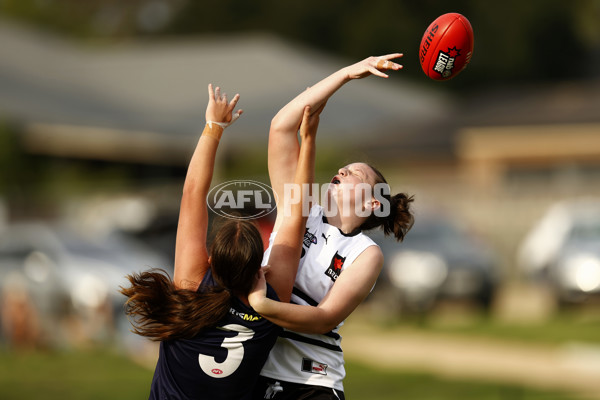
top-left (149, 270), bottom-right (282, 400)
top-left (259, 204), bottom-right (378, 392)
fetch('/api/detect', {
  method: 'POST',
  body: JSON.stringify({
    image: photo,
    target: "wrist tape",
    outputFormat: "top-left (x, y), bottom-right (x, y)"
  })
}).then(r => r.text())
top-left (202, 123), bottom-right (225, 141)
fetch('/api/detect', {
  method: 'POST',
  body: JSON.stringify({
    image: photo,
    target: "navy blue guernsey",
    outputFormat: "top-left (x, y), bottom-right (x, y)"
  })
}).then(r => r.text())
top-left (149, 270), bottom-right (282, 400)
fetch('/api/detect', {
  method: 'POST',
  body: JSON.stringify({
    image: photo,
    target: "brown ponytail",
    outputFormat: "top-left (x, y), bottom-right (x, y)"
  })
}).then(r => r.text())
top-left (359, 164), bottom-right (414, 242)
top-left (120, 269), bottom-right (232, 341)
top-left (120, 218), bottom-right (264, 341)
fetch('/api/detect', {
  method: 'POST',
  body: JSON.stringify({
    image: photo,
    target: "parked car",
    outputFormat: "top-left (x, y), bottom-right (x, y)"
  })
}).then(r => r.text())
top-left (0, 221), bottom-right (169, 348)
top-left (518, 198), bottom-right (600, 304)
top-left (368, 215), bottom-right (499, 313)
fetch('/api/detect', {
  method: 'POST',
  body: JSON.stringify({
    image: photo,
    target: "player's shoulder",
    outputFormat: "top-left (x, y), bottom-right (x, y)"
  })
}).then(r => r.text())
top-left (355, 230), bottom-right (380, 249)
top-left (310, 204), bottom-right (324, 218)
top-left (352, 240), bottom-right (384, 267)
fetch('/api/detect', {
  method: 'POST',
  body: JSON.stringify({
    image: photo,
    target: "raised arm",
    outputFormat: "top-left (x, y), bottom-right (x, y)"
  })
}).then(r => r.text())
top-left (173, 84), bottom-right (242, 290)
top-left (262, 104), bottom-right (321, 303)
top-left (269, 54), bottom-right (403, 231)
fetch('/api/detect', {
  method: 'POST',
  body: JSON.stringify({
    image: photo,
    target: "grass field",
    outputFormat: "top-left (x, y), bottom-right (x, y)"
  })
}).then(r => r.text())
top-left (390, 312), bottom-right (600, 346)
top-left (359, 303), bottom-right (600, 346)
top-left (0, 347), bottom-right (587, 400)
top-left (344, 362), bottom-right (586, 400)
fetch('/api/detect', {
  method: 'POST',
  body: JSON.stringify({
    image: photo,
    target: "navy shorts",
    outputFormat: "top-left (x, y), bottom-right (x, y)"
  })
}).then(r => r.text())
top-left (252, 376), bottom-right (345, 400)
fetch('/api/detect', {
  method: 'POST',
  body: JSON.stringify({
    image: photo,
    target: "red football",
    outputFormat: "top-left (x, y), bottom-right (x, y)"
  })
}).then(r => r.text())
top-left (419, 13), bottom-right (474, 81)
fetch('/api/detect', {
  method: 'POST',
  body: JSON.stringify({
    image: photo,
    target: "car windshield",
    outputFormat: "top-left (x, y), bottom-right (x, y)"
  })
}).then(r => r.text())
top-left (570, 218), bottom-right (600, 241)
top-left (404, 220), bottom-right (462, 245)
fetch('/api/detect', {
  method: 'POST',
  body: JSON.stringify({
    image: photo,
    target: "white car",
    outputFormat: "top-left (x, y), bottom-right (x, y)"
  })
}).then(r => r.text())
top-left (518, 198), bottom-right (600, 303)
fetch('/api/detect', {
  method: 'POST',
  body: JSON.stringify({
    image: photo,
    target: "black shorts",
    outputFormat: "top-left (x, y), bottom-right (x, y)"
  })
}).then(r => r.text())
top-left (252, 376), bottom-right (345, 400)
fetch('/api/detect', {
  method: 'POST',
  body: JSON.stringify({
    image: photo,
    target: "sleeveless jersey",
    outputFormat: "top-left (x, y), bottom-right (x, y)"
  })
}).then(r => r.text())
top-left (149, 270), bottom-right (282, 400)
top-left (259, 205), bottom-right (378, 391)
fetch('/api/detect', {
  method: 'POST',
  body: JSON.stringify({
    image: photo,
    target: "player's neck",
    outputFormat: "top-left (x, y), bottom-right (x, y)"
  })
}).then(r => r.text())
top-left (239, 295), bottom-right (250, 307)
top-left (325, 212), bottom-right (362, 235)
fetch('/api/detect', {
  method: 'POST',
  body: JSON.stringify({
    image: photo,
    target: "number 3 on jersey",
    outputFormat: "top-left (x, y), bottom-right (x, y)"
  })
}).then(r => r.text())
top-left (198, 324), bottom-right (255, 378)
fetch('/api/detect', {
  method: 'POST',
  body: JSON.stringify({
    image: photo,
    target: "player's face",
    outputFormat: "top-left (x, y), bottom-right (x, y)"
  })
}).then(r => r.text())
top-left (328, 163), bottom-right (377, 208)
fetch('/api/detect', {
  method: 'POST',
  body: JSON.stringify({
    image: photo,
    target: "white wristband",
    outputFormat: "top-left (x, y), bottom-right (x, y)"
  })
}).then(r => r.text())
top-left (207, 112), bottom-right (241, 129)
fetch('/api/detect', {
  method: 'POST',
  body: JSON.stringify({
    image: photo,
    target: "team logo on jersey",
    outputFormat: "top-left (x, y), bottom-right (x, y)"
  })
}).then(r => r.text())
top-left (325, 252), bottom-right (345, 282)
top-left (303, 228), bottom-right (317, 248)
top-left (433, 47), bottom-right (461, 78)
top-left (301, 358), bottom-right (328, 375)
top-left (301, 228), bottom-right (318, 258)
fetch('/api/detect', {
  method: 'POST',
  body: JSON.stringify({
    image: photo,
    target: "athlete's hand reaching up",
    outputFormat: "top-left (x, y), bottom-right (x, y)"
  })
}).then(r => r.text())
top-left (206, 83), bottom-right (243, 125)
top-left (343, 53), bottom-right (403, 80)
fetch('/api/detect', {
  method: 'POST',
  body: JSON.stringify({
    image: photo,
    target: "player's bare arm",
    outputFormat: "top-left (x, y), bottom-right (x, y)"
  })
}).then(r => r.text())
top-left (249, 245), bottom-right (383, 334)
top-left (173, 84), bottom-right (242, 290)
top-left (263, 105), bottom-right (319, 302)
top-left (269, 54), bottom-right (403, 231)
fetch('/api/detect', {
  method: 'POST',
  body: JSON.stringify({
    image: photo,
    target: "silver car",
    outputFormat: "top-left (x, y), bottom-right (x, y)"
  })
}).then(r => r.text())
top-left (0, 221), bottom-right (169, 348)
top-left (369, 215), bottom-right (499, 313)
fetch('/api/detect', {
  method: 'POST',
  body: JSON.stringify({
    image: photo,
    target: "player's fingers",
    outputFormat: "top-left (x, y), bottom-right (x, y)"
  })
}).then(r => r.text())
top-left (382, 52), bottom-right (404, 60)
top-left (230, 109), bottom-right (242, 124)
top-left (299, 105), bottom-right (311, 130)
top-left (261, 265), bottom-right (271, 276)
top-left (376, 59), bottom-right (391, 69)
top-left (229, 93), bottom-right (240, 109)
top-left (312, 100), bottom-right (327, 117)
top-left (208, 83), bottom-right (215, 101)
top-left (303, 105), bottom-right (312, 120)
top-left (376, 58), bottom-right (402, 70)
top-left (369, 65), bottom-right (389, 78)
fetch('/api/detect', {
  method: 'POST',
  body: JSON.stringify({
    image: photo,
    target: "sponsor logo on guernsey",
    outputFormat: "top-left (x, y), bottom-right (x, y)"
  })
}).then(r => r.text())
top-left (325, 252), bottom-right (345, 282)
top-left (301, 358), bottom-right (328, 375)
top-left (229, 307), bottom-right (262, 322)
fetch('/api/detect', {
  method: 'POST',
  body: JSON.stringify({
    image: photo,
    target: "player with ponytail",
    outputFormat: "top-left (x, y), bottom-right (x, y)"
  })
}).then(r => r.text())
top-left (249, 54), bottom-right (414, 400)
top-left (121, 218), bottom-right (264, 342)
top-left (120, 84), bottom-right (322, 399)
top-left (358, 163), bottom-right (414, 241)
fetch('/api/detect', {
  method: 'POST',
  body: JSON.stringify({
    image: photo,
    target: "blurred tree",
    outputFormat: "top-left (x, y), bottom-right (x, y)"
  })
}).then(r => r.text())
top-left (0, 121), bottom-right (19, 194)
top-left (0, 0), bottom-right (598, 86)
top-left (163, 0), bottom-right (600, 87)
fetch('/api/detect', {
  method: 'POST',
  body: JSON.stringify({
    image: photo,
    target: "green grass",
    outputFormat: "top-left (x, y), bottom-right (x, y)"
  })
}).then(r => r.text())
top-left (344, 362), bottom-right (585, 400)
top-left (379, 311), bottom-right (600, 346)
top-left (0, 347), bottom-right (587, 400)
top-left (0, 348), bottom-right (152, 399)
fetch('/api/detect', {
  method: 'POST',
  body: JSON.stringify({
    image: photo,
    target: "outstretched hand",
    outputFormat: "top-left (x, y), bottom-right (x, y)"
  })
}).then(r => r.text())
top-left (206, 83), bottom-right (243, 125)
top-left (299, 102), bottom-right (326, 141)
top-left (344, 53), bottom-right (403, 80)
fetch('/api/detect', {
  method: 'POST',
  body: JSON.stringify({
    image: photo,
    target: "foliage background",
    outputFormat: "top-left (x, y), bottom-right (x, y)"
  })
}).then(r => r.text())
top-left (2, 0), bottom-right (600, 90)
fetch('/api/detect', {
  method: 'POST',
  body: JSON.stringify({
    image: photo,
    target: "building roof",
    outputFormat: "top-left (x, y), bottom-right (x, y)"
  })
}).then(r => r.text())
top-left (459, 81), bottom-right (600, 127)
top-left (0, 19), bottom-right (452, 165)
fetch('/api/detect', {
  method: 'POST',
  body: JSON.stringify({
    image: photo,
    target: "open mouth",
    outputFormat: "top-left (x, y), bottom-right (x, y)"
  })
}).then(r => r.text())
top-left (331, 177), bottom-right (340, 185)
